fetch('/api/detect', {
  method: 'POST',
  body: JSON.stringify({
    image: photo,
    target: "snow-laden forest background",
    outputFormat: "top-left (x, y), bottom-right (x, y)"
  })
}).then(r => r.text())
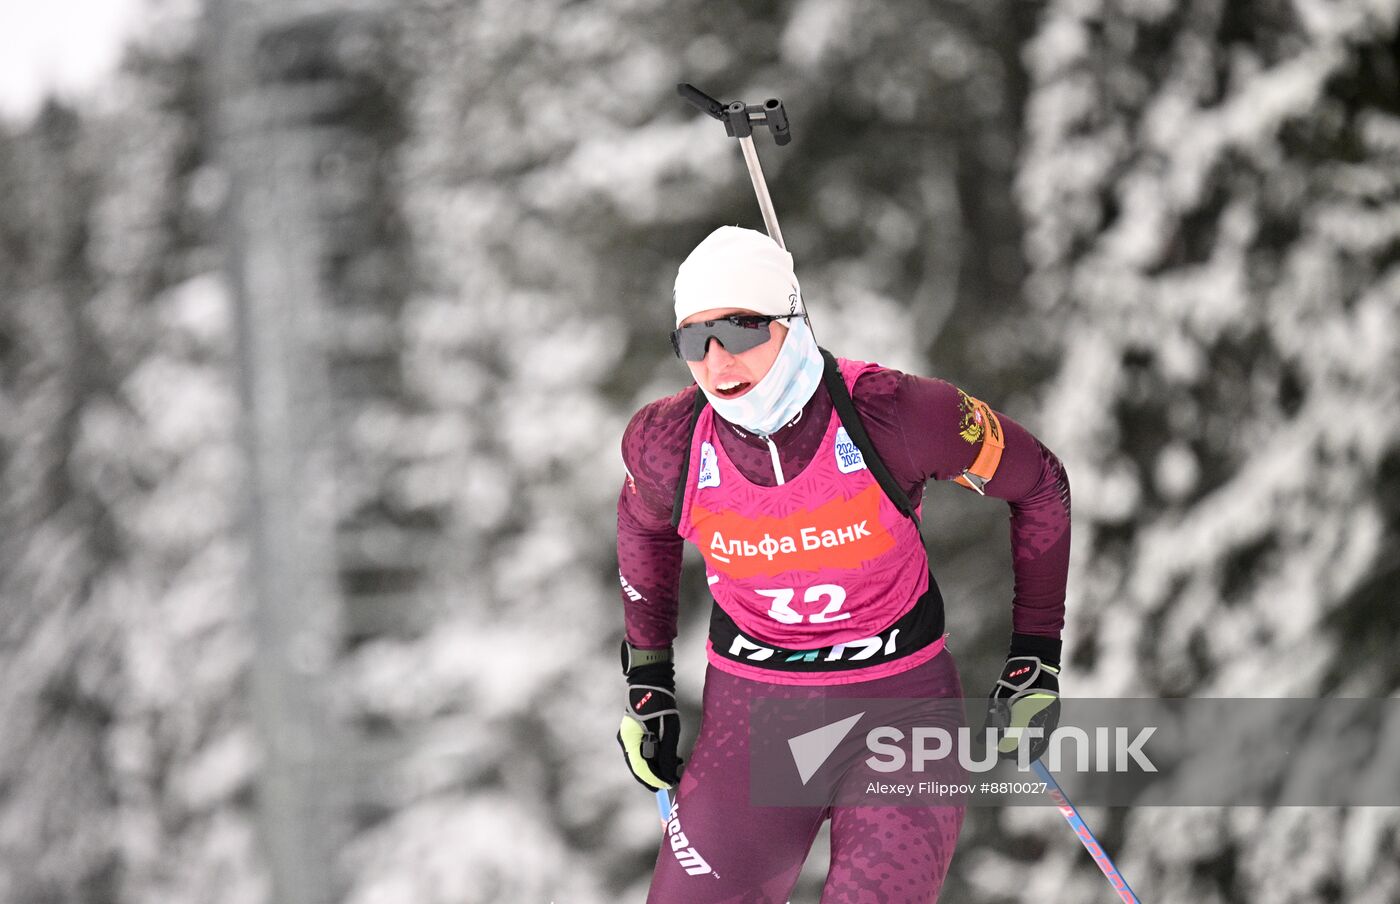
top-left (1, 0), bottom-right (1397, 902)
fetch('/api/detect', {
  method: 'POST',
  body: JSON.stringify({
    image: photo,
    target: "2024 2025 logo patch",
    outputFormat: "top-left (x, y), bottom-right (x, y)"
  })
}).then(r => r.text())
top-left (833, 427), bottom-right (866, 474)
top-left (697, 441), bottom-right (720, 489)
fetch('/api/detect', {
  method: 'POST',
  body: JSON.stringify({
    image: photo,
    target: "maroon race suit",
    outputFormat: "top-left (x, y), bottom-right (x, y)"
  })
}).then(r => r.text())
top-left (617, 359), bottom-right (1071, 904)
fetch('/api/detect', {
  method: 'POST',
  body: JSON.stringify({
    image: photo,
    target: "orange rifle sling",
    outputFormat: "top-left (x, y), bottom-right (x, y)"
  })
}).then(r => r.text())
top-left (953, 398), bottom-right (1005, 495)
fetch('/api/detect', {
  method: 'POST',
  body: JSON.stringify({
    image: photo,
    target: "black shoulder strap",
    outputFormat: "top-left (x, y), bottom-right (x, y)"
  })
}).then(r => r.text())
top-left (670, 388), bottom-right (708, 531)
top-left (820, 349), bottom-right (921, 527)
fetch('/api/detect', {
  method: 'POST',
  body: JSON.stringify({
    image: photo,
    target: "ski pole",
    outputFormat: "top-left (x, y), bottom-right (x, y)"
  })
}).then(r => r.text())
top-left (677, 83), bottom-right (792, 251)
top-left (677, 82), bottom-right (819, 345)
top-left (1030, 759), bottom-right (1142, 903)
top-left (655, 787), bottom-right (672, 828)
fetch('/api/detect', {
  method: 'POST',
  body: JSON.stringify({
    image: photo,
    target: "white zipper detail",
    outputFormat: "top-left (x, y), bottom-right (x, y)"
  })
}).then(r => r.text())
top-left (765, 436), bottom-right (786, 486)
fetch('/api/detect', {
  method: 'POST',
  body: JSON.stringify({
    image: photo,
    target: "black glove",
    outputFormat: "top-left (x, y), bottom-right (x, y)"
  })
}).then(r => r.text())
top-left (617, 642), bottom-right (683, 790)
top-left (984, 633), bottom-right (1062, 763)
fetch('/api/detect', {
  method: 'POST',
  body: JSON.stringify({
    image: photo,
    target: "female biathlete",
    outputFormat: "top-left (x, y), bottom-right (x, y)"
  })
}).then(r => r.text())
top-left (616, 226), bottom-right (1071, 903)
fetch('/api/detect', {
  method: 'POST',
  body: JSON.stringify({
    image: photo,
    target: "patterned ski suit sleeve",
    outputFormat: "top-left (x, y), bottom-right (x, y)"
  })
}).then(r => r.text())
top-left (616, 390), bottom-right (695, 649)
top-left (858, 370), bottom-right (1071, 640)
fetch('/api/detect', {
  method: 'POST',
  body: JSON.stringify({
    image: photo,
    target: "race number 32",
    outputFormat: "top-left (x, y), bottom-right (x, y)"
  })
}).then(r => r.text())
top-left (756, 584), bottom-right (849, 624)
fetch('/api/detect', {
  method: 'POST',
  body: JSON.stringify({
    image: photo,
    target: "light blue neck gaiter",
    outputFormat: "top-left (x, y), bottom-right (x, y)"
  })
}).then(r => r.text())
top-left (701, 318), bottom-right (824, 437)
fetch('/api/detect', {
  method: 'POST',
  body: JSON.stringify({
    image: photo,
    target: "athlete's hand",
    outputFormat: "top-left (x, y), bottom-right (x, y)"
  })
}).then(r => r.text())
top-left (984, 642), bottom-right (1061, 763)
top-left (617, 642), bottom-right (684, 790)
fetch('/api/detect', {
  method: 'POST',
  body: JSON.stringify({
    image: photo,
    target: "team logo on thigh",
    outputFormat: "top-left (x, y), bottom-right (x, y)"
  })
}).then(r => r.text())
top-left (666, 800), bottom-right (719, 878)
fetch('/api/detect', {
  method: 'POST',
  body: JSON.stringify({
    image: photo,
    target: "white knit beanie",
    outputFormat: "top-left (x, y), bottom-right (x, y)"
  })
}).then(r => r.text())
top-left (673, 226), bottom-right (804, 326)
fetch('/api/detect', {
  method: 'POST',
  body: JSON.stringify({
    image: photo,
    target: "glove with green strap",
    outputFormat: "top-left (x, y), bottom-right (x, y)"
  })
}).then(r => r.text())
top-left (617, 641), bottom-right (683, 791)
top-left (984, 633), bottom-right (1062, 763)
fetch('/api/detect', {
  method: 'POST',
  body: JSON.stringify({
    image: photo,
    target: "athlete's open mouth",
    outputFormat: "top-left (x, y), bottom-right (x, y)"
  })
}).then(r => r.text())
top-left (714, 380), bottom-right (752, 399)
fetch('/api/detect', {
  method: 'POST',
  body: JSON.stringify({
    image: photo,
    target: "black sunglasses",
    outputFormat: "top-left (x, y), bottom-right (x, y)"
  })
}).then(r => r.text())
top-left (671, 313), bottom-right (804, 362)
